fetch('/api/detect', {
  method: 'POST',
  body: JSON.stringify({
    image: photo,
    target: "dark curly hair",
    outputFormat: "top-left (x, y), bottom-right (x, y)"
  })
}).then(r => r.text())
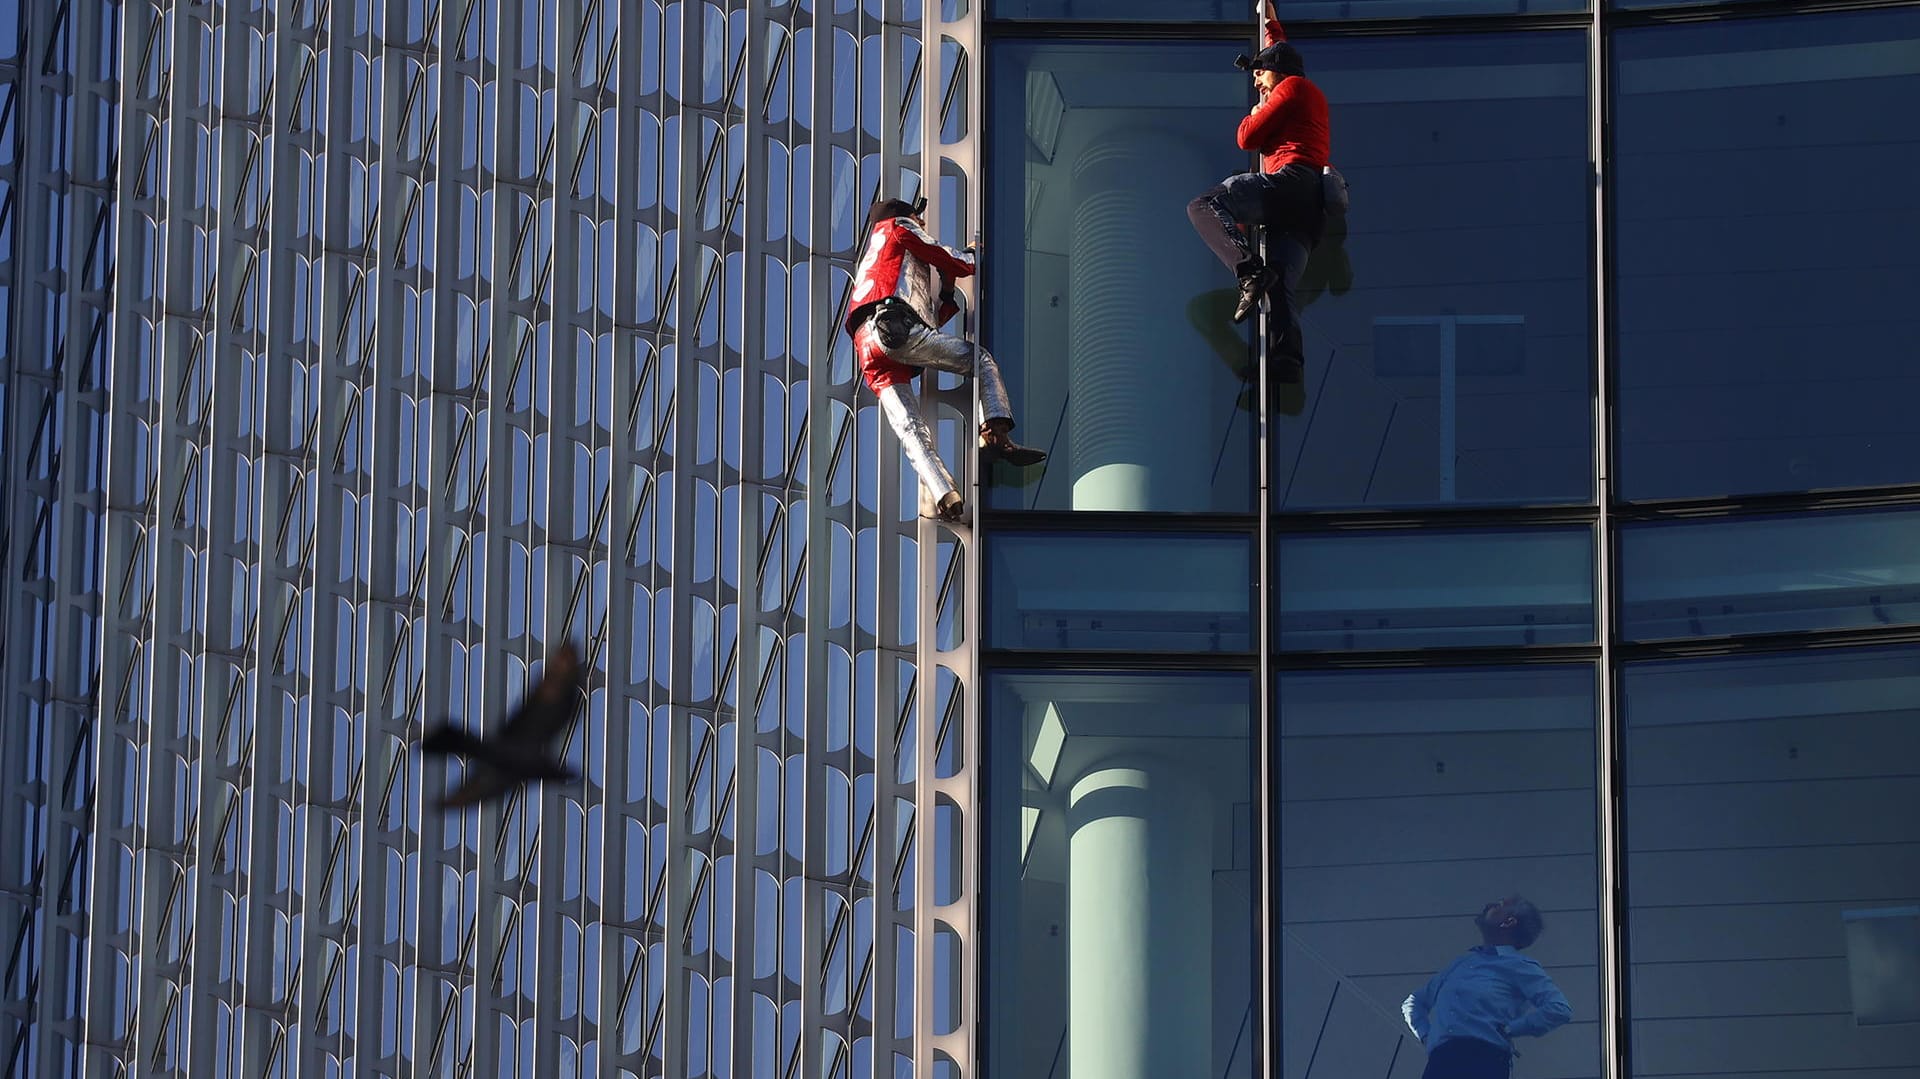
top-left (1511, 899), bottom-right (1546, 950)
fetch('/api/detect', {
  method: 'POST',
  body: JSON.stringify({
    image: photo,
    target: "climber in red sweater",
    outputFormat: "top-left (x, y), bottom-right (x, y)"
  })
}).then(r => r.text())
top-left (1187, 2), bottom-right (1348, 376)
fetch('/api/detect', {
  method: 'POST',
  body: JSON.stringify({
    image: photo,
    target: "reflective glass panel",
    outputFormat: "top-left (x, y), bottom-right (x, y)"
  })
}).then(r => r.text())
top-left (986, 41), bottom-right (1256, 511)
top-left (1623, 648), bottom-right (1920, 1074)
top-left (1278, 665), bottom-right (1601, 1078)
top-left (1271, 33), bottom-right (1593, 509)
top-left (1620, 508), bottom-right (1920, 642)
top-left (993, 0), bottom-right (1581, 19)
top-left (1613, 10), bottom-right (1920, 500)
top-left (992, 0), bottom-right (1247, 18)
top-left (1278, 526), bottom-right (1593, 651)
top-left (988, 531), bottom-right (1253, 652)
top-left (988, 670), bottom-right (1254, 1077)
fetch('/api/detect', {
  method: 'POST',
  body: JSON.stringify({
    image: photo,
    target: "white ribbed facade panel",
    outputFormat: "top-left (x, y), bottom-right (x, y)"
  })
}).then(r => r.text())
top-left (0, 1), bottom-right (983, 1077)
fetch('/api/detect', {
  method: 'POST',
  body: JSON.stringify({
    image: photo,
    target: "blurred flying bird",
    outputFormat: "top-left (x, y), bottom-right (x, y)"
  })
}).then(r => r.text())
top-left (419, 640), bottom-right (583, 809)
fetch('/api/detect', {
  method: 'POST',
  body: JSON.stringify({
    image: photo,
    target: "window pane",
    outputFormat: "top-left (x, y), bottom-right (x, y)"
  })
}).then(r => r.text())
top-left (986, 41), bottom-right (1256, 511)
top-left (989, 531), bottom-right (1253, 652)
top-left (993, 0), bottom-right (1582, 19)
top-left (988, 670), bottom-right (1253, 1078)
top-left (1623, 648), bottom-right (1920, 1075)
top-left (1278, 665), bottom-right (1600, 1079)
top-left (992, 0), bottom-right (1244, 18)
top-left (1278, 526), bottom-right (1593, 650)
top-left (1620, 508), bottom-right (1920, 642)
top-left (1613, 10), bottom-right (1920, 500)
top-left (1271, 33), bottom-right (1593, 509)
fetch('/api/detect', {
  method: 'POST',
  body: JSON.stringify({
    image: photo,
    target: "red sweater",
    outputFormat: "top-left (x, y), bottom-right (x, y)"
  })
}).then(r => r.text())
top-left (1237, 16), bottom-right (1329, 173)
top-left (1237, 75), bottom-right (1329, 174)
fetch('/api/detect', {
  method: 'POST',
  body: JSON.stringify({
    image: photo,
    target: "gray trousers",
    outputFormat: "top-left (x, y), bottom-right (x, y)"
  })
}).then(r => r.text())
top-left (861, 314), bottom-right (1014, 503)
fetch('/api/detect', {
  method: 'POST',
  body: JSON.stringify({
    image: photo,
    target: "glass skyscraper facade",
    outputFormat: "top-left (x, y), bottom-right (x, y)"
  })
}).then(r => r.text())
top-left (2, 3), bottom-right (1918, 1079)
top-left (4, 0), bottom-right (981, 1075)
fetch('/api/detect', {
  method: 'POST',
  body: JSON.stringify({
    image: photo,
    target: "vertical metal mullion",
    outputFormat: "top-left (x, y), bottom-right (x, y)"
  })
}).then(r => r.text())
top-left (0, 0), bottom-right (37, 1049)
top-left (126, 0), bottom-right (206, 1067)
top-left (808, 4), bottom-right (874, 1076)
top-left (411, 0), bottom-right (470, 1067)
top-left (801, 4), bottom-right (854, 1078)
top-left (599, 0), bottom-right (645, 1066)
top-left (1246, 12), bottom-right (1276, 1079)
top-left (85, 0), bottom-right (166, 1063)
top-left (506, 0), bottom-right (546, 1061)
top-left (911, 0), bottom-right (942, 1065)
top-left (915, 0), bottom-right (982, 1072)
top-left (728, 2), bottom-right (771, 1077)
top-left (232, 1), bottom-right (315, 1071)
top-left (467, 0), bottom-right (523, 1069)
top-left (1590, 3), bottom-right (1624, 1078)
top-left (21, 0), bottom-right (115, 1071)
top-left (532, 0), bottom-right (580, 1068)
top-left (865, 7), bottom-right (909, 1077)
top-left (352, 2), bottom-right (421, 1071)
top-left (290, 0), bottom-right (363, 1069)
top-left (662, 0), bottom-right (704, 1073)
top-left (703, 5), bottom-right (750, 1069)
top-left (179, 0), bottom-right (264, 1072)
top-left (566, 1), bottom-right (617, 1066)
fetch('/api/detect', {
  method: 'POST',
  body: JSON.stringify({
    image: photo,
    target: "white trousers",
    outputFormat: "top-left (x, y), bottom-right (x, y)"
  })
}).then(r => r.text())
top-left (863, 315), bottom-right (1015, 503)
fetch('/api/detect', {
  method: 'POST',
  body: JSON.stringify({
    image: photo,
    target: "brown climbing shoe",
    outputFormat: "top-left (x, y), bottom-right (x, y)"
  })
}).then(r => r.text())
top-left (925, 491), bottom-right (965, 522)
top-left (979, 423), bottom-right (1046, 468)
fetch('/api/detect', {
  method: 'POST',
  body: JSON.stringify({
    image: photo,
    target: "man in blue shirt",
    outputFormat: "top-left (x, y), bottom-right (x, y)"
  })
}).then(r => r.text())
top-left (1401, 895), bottom-right (1573, 1078)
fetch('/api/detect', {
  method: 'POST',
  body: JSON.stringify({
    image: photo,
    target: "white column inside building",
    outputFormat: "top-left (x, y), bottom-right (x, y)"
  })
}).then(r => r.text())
top-left (1066, 756), bottom-right (1216, 1078)
top-left (1067, 124), bottom-right (1219, 511)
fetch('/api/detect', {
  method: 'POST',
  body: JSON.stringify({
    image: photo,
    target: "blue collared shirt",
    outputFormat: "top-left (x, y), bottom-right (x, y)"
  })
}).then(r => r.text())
top-left (1401, 945), bottom-right (1573, 1052)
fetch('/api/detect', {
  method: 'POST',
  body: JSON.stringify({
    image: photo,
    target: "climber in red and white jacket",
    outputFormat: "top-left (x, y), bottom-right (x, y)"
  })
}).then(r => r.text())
top-left (1187, 1), bottom-right (1349, 378)
top-left (845, 196), bottom-right (1044, 523)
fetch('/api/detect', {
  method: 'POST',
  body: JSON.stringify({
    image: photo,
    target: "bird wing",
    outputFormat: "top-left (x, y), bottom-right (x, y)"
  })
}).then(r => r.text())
top-left (438, 764), bottom-right (517, 809)
top-left (500, 662), bottom-right (583, 746)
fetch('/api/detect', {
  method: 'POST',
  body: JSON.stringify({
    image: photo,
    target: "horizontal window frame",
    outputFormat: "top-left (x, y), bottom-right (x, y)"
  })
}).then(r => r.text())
top-left (985, 0), bottom-right (1920, 39)
top-left (983, 13), bottom-right (1595, 39)
top-left (1276, 523), bottom-right (1598, 653)
top-left (984, 648), bottom-right (1257, 671)
top-left (984, 505), bottom-right (1602, 532)
top-left (1615, 623), bottom-right (1920, 661)
top-left (980, 509), bottom-right (1258, 533)
top-left (1606, 0), bottom-right (1920, 25)
top-left (1274, 643), bottom-right (1602, 667)
top-left (986, 527), bottom-right (1258, 654)
top-left (1615, 504), bottom-right (1920, 644)
top-left (1612, 482), bottom-right (1920, 521)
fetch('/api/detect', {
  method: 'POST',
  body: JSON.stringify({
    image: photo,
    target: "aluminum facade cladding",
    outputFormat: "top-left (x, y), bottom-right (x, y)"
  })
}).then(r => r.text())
top-left (0, 1), bottom-right (984, 1077)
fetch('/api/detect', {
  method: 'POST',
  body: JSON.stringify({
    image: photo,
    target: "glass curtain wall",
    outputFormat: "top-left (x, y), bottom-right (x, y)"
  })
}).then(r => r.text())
top-left (1611, 12), bottom-right (1920, 1076)
top-left (982, 3), bottom-right (1920, 1079)
top-left (985, 40), bottom-right (1257, 512)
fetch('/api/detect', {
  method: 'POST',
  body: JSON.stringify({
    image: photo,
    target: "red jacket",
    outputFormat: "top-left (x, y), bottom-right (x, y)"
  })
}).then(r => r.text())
top-left (845, 216), bottom-right (975, 333)
top-left (1238, 16), bottom-right (1330, 174)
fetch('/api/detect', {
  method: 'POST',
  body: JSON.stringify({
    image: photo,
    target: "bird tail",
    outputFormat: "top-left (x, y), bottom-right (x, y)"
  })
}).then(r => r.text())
top-left (420, 723), bottom-right (486, 757)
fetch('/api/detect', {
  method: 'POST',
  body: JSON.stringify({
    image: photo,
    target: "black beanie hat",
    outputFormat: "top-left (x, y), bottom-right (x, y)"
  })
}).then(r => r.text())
top-left (867, 195), bottom-right (927, 231)
top-left (1235, 40), bottom-right (1305, 77)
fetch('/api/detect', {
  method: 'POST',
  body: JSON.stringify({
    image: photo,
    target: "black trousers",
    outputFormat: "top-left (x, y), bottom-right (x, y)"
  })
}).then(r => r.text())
top-left (1186, 164), bottom-right (1323, 365)
top-left (1422, 1038), bottom-right (1512, 1079)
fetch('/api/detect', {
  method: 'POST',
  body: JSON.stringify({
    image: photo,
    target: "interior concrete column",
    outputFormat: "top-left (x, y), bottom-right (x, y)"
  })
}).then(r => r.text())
top-left (1067, 125), bottom-right (1217, 511)
top-left (1066, 755), bottom-right (1214, 1078)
